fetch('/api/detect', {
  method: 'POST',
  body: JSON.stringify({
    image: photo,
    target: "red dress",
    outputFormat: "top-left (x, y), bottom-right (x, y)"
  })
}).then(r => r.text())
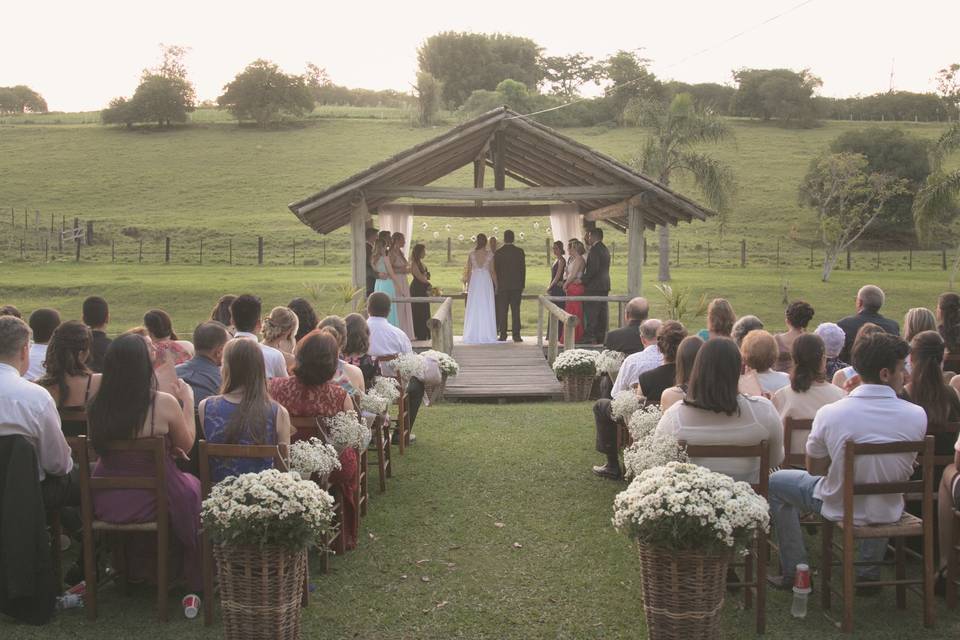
top-left (268, 376), bottom-right (359, 550)
top-left (562, 282), bottom-right (586, 344)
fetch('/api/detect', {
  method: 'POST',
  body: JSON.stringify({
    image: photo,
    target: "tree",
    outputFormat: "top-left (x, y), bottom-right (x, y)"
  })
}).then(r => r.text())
top-left (632, 93), bottom-right (736, 282)
top-left (913, 124), bottom-right (960, 243)
top-left (417, 32), bottom-right (542, 106)
top-left (732, 68), bottom-right (822, 124)
top-left (0, 85), bottom-right (48, 113)
top-left (100, 96), bottom-right (139, 128)
top-left (99, 44), bottom-right (194, 128)
top-left (414, 72), bottom-right (442, 126)
top-left (540, 53), bottom-right (601, 98)
top-left (304, 62), bottom-right (331, 98)
top-left (218, 59), bottom-right (315, 127)
top-left (799, 153), bottom-right (908, 281)
top-left (936, 63), bottom-right (960, 120)
top-left (601, 50), bottom-right (663, 125)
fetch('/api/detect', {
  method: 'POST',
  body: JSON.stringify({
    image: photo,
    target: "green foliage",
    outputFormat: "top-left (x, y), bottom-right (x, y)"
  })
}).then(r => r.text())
top-left (415, 72), bottom-right (443, 126)
top-left (914, 124), bottom-right (960, 243)
top-left (664, 81), bottom-right (735, 114)
top-left (732, 68), bottom-right (822, 125)
top-left (417, 31), bottom-right (543, 106)
top-left (936, 62), bottom-right (960, 118)
top-left (654, 283), bottom-right (708, 322)
top-left (539, 52), bottom-right (602, 98)
top-left (0, 85), bottom-right (48, 113)
top-left (817, 91), bottom-right (950, 122)
top-left (99, 44), bottom-right (195, 128)
top-left (217, 59), bottom-right (315, 127)
top-left (601, 50), bottom-right (664, 125)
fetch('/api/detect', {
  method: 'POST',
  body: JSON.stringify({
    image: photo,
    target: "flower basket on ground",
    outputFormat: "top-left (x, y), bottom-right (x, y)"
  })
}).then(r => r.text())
top-left (552, 349), bottom-right (598, 402)
top-left (202, 469), bottom-right (335, 640)
top-left (613, 463), bottom-right (769, 640)
top-left (420, 350), bottom-right (459, 404)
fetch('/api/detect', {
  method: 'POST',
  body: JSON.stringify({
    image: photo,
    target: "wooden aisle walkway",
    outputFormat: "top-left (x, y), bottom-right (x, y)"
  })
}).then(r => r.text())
top-left (441, 339), bottom-right (563, 401)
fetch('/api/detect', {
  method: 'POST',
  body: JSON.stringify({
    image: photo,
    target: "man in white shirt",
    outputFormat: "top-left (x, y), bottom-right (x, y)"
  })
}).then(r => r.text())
top-left (366, 292), bottom-right (424, 444)
top-left (25, 307), bottom-right (60, 381)
top-left (768, 332), bottom-right (926, 589)
top-left (229, 294), bottom-right (289, 379)
top-left (611, 319), bottom-right (662, 395)
top-left (0, 316), bottom-right (76, 509)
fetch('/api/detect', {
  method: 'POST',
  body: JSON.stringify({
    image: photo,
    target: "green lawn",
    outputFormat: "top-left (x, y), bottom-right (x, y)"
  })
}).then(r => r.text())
top-left (4, 403), bottom-right (959, 639)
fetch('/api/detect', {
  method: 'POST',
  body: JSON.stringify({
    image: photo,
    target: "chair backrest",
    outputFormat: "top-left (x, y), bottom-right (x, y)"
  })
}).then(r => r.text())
top-left (842, 436), bottom-right (934, 528)
top-left (59, 407), bottom-right (89, 435)
top-left (197, 440), bottom-right (289, 499)
top-left (678, 440), bottom-right (771, 497)
top-left (925, 421), bottom-right (960, 467)
top-left (289, 415), bottom-right (332, 442)
top-left (783, 417), bottom-right (814, 469)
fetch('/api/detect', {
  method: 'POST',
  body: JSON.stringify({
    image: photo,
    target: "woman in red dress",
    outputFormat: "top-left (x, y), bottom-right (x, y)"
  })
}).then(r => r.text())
top-left (268, 332), bottom-right (359, 549)
top-left (562, 238), bottom-right (587, 344)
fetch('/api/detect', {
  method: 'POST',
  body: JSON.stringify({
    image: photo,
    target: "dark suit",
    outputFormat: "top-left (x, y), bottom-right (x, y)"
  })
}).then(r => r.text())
top-left (494, 243), bottom-right (526, 340)
top-left (603, 322), bottom-right (644, 355)
top-left (581, 241), bottom-right (611, 344)
top-left (836, 310), bottom-right (901, 362)
top-left (637, 362), bottom-right (676, 404)
top-left (365, 241), bottom-right (377, 296)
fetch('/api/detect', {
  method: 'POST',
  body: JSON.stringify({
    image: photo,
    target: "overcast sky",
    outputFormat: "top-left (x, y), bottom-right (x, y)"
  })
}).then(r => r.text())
top-left (3, 0), bottom-right (957, 112)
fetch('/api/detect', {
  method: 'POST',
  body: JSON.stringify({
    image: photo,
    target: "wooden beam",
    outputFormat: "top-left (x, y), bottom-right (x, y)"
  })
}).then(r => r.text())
top-left (627, 202), bottom-right (644, 297)
top-left (364, 185), bottom-right (640, 202)
top-left (403, 204), bottom-right (554, 217)
top-left (473, 158), bottom-right (486, 207)
top-left (493, 129), bottom-right (506, 190)
top-left (484, 160), bottom-right (539, 187)
top-left (584, 194), bottom-right (650, 222)
top-left (350, 199), bottom-right (370, 291)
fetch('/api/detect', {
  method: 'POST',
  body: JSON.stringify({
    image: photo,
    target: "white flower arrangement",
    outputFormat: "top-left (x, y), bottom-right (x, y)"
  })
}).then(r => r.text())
top-left (610, 390), bottom-right (642, 423)
top-left (420, 350), bottom-right (460, 376)
top-left (201, 468), bottom-right (335, 550)
top-left (372, 376), bottom-right (401, 402)
top-left (612, 462), bottom-right (770, 554)
top-left (552, 348), bottom-right (598, 378)
top-left (595, 350), bottom-right (625, 377)
top-left (288, 437), bottom-right (341, 479)
top-left (360, 390), bottom-right (389, 415)
top-left (326, 410), bottom-right (370, 452)
top-left (394, 352), bottom-right (426, 382)
top-left (627, 404), bottom-right (663, 442)
top-left (623, 431), bottom-right (688, 479)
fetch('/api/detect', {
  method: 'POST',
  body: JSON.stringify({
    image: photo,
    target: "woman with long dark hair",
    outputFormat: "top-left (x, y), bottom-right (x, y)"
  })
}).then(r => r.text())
top-left (88, 333), bottom-right (202, 594)
top-left (288, 297), bottom-right (319, 343)
top-left (904, 331), bottom-right (960, 455)
top-left (36, 321), bottom-right (102, 436)
top-left (317, 317), bottom-right (365, 394)
top-left (210, 295), bottom-right (236, 332)
top-left (144, 309), bottom-right (192, 366)
top-left (655, 337), bottom-right (784, 483)
top-left (659, 335), bottom-right (705, 412)
top-left (409, 243), bottom-right (432, 341)
top-left (773, 301), bottom-right (815, 372)
top-left (938, 293), bottom-right (960, 372)
top-left (342, 313), bottom-right (380, 390)
top-left (201, 339), bottom-right (291, 483)
top-left (547, 241), bottom-right (567, 339)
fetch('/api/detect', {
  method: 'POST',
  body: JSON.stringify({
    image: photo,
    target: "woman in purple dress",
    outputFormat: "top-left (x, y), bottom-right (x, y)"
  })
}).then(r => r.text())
top-left (88, 333), bottom-right (202, 595)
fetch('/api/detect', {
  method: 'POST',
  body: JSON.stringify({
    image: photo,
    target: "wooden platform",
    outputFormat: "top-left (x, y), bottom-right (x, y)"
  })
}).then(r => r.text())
top-left (439, 339), bottom-right (564, 401)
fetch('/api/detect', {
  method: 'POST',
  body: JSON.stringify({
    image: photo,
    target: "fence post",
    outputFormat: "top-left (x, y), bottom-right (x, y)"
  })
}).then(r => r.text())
top-left (740, 239), bottom-right (746, 268)
top-left (909, 248), bottom-right (912, 271)
top-left (810, 246), bottom-right (814, 269)
top-left (111, 239), bottom-right (115, 263)
top-left (258, 236), bottom-right (264, 265)
top-left (846, 248), bottom-right (851, 270)
top-left (776, 239), bottom-right (781, 269)
top-left (447, 237), bottom-right (452, 263)
top-left (75, 236), bottom-right (81, 262)
top-left (943, 249), bottom-right (948, 271)
top-left (545, 238), bottom-right (550, 265)
top-left (165, 237), bottom-right (171, 263)
top-left (59, 216), bottom-right (64, 251)
top-left (44, 239), bottom-right (48, 262)
top-left (139, 239), bottom-right (143, 263)
top-left (200, 238), bottom-right (204, 265)
top-left (292, 240), bottom-right (296, 265)
top-left (49, 212), bottom-right (54, 239)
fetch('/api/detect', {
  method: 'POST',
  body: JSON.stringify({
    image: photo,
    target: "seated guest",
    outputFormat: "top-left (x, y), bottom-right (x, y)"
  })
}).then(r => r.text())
top-left (268, 332), bottom-right (358, 550)
top-left (36, 321), bottom-right (103, 436)
top-left (0, 305), bottom-right (22, 318)
top-left (26, 308), bottom-right (60, 381)
top-left (697, 298), bottom-right (735, 341)
top-left (603, 297), bottom-right (649, 355)
top-left (343, 313), bottom-right (380, 390)
top-left (774, 301), bottom-right (815, 372)
top-left (772, 333), bottom-right (845, 458)
top-left (768, 332), bottom-right (925, 589)
top-left (904, 307), bottom-right (937, 343)
top-left (902, 331), bottom-right (960, 458)
top-left (209, 295), bottom-right (236, 333)
top-left (938, 293), bottom-right (960, 373)
top-left (318, 316), bottom-right (365, 394)
top-left (831, 323), bottom-right (884, 390)
top-left (660, 336), bottom-right (705, 412)
top-left (611, 319), bottom-right (663, 395)
top-left (815, 322), bottom-right (849, 379)
top-left (176, 321), bottom-right (230, 411)
top-left (938, 431), bottom-right (960, 587)
top-left (732, 315), bottom-right (764, 347)
top-left (837, 284), bottom-right (900, 362)
top-left (740, 330), bottom-right (790, 395)
top-left (655, 337), bottom-right (784, 483)
top-left (82, 296), bottom-right (111, 373)
top-left (200, 339), bottom-right (291, 483)
top-left (88, 333), bottom-right (202, 595)
top-left (144, 309), bottom-right (192, 366)
top-left (638, 321), bottom-right (688, 404)
top-left (365, 292), bottom-right (425, 444)
top-left (261, 306), bottom-right (299, 372)
top-left (230, 294), bottom-right (288, 379)
top-left (288, 297), bottom-right (319, 343)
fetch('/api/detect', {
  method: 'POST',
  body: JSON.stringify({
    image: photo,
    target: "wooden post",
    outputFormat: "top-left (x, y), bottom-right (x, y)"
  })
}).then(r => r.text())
top-left (563, 317), bottom-right (576, 352)
top-left (740, 239), bottom-right (746, 268)
top-left (626, 204), bottom-right (645, 298)
top-left (322, 238), bottom-right (327, 264)
top-left (846, 248), bottom-right (851, 270)
top-left (707, 241), bottom-right (711, 266)
top-left (59, 216), bottom-right (64, 251)
top-left (292, 240), bottom-right (296, 265)
top-left (943, 249), bottom-right (948, 271)
top-left (111, 240), bottom-right (115, 262)
top-left (44, 238), bottom-right (48, 262)
top-left (537, 302), bottom-right (544, 348)
top-left (545, 237), bottom-right (550, 265)
top-left (74, 237), bottom-right (80, 262)
top-left (876, 248), bottom-right (880, 270)
top-left (810, 246), bottom-right (814, 269)
top-left (257, 236), bottom-right (264, 265)
top-left (165, 237), bottom-right (171, 263)
top-left (776, 239), bottom-right (781, 269)
top-left (49, 212), bottom-right (54, 238)
top-left (643, 237), bottom-right (647, 265)
top-left (73, 217), bottom-right (79, 241)
top-left (447, 237), bottom-right (452, 263)
top-left (493, 129), bottom-right (506, 191)
top-left (139, 239), bottom-right (143, 263)
top-left (909, 248), bottom-right (912, 270)
top-left (547, 309), bottom-right (558, 366)
top-left (349, 200), bottom-right (369, 290)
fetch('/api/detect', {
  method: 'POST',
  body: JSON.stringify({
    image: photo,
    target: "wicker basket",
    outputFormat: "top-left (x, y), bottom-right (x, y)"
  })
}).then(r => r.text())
top-left (636, 545), bottom-right (729, 640)
top-left (213, 544), bottom-right (307, 640)
top-left (424, 373), bottom-right (448, 406)
top-left (562, 375), bottom-right (594, 402)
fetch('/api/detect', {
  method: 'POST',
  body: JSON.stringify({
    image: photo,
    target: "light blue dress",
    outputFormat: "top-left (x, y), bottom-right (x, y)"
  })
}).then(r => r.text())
top-left (373, 257), bottom-right (399, 326)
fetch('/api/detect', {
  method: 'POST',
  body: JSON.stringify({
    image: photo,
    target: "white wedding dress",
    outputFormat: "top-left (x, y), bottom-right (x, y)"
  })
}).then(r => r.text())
top-left (462, 250), bottom-right (498, 344)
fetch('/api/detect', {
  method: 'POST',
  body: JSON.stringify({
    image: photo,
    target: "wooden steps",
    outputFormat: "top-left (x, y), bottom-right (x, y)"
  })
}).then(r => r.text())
top-left (440, 340), bottom-right (563, 401)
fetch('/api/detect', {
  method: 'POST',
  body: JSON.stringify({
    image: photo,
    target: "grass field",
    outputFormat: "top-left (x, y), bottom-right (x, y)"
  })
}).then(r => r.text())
top-left (4, 403), bottom-right (958, 640)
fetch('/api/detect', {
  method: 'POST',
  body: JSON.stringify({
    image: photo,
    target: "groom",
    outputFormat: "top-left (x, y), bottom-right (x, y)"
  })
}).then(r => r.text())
top-left (495, 230), bottom-right (526, 342)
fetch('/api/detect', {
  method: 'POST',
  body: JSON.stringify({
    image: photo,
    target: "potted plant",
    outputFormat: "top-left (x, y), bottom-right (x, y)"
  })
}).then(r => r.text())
top-left (420, 349), bottom-right (460, 403)
top-left (613, 462), bottom-right (769, 640)
top-left (202, 469), bottom-right (335, 640)
top-left (551, 349), bottom-right (598, 401)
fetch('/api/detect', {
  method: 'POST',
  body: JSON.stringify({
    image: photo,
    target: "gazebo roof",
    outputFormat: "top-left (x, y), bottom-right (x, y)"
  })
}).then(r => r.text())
top-left (288, 107), bottom-right (714, 234)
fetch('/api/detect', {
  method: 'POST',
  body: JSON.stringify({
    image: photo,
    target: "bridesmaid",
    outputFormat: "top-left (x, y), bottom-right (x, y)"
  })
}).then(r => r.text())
top-left (547, 241), bottom-right (567, 340)
top-left (409, 244), bottom-right (432, 341)
top-left (371, 239), bottom-right (398, 326)
top-left (389, 232), bottom-right (416, 339)
top-left (563, 239), bottom-right (586, 344)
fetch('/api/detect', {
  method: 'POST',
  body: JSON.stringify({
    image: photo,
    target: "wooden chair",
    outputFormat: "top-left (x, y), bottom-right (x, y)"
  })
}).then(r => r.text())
top-left (948, 505), bottom-right (960, 609)
top-left (197, 440), bottom-right (295, 626)
top-left (368, 412), bottom-right (392, 492)
top-left (58, 407), bottom-right (89, 434)
top-left (820, 436), bottom-right (935, 633)
top-left (71, 435), bottom-right (171, 622)
top-left (376, 355), bottom-right (412, 454)
top-left (783, 418), bottom-right (813, 469)
top-left (679, 440), bottom-right (770, 634)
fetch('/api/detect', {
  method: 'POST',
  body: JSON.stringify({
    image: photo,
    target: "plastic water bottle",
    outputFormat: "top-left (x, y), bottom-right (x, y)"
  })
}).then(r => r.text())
top-left (791, 563), bottom-right (812, 618)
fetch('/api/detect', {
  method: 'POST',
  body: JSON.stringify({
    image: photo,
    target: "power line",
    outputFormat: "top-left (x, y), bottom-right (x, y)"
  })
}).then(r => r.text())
top-left (507, 0), bottom-right (817, 120)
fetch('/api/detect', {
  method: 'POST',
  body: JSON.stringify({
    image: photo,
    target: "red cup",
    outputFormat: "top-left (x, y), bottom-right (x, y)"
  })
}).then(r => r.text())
top-left (182, 594), bottom-right (201, 619)
top-left (794, 563), bottom-right (812, 591)
top-left (67, 580), bottom-right (86, 597)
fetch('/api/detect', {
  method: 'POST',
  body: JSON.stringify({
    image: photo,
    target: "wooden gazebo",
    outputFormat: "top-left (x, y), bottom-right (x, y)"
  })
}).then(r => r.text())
top-left (288, 107), bottom-right (714, 297)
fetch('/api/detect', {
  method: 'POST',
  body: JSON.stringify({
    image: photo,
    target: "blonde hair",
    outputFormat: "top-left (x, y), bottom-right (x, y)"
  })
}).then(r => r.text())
top-left (707, 298), bottom-right (736, 336)
top-left (261, 306), bottom-right (299, 343)
top-left (903, 307), bottom-right (936, 343)
top-left (741, 329), bottom-right (778, 372)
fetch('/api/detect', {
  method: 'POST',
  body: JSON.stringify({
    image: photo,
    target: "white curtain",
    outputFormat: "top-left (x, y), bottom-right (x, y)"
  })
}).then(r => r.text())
top-left (377, 204), bottom-right (414, 254)
top-left (549, 204), bottom-right (583, 247)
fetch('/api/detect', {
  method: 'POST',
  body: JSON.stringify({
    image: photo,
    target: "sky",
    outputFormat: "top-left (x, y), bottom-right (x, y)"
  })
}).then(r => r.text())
top-left (2, 0), bottom-right (958, 112)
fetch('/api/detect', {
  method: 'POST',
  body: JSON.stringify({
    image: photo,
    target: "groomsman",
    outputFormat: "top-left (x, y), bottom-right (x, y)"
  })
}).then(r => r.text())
top-left (494, 230), bottom-right (526, 342)
top-left (365, 227), bottom-right (379, 296)
top-left (581, 228), bottom-right (611, 344)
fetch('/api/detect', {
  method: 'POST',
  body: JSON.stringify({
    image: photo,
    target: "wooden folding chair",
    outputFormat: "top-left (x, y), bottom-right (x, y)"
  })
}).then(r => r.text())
top-left (376, 354), bottom-right (412, 454)
top-left (59, 407), bottom-right (89, 435)
top-left (783, 418), bottom-right (813, 469)
top-left (680, 440), bottom-right (770, 634)
top-left (369, 413), bottom-right (392, 492)
top-left (820, 436), bottom-right (935, 633)
top-left (949, 504), bottom-right (960, 609)
top-left (197, 440), bottom-right (295, 626)
top-left (71, 435), bottom-right (171, 622)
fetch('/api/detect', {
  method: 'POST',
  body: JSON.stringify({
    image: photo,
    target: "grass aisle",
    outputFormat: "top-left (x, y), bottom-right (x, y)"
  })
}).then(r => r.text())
top-left (6, 403), bottom-right (960, 638)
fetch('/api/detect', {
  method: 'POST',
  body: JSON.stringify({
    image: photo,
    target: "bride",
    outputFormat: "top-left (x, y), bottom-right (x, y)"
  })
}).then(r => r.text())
top-left (462, 234), bottom-right (498, 344)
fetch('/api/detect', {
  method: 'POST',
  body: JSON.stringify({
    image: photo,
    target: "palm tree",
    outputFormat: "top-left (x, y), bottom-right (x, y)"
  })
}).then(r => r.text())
top-left (913, 123), bottom-right (960, 241)
top-left (632, 93), bottom-right (736, 282)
